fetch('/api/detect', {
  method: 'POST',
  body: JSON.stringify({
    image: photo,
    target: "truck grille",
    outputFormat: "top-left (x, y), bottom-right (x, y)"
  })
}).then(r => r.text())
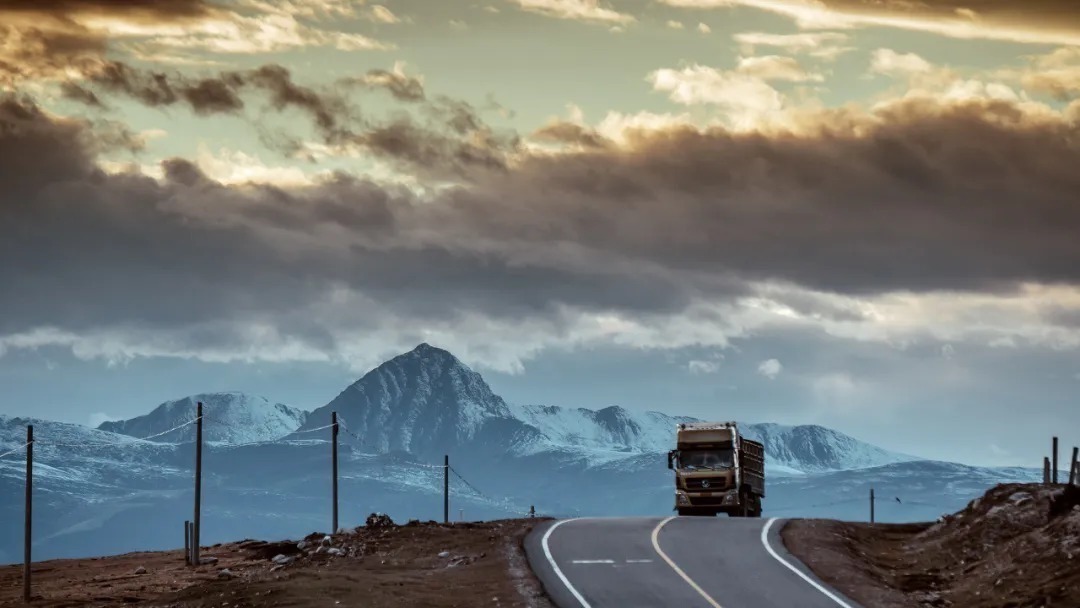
top-left (684, 477), bottom-right (728, 490)
top-left (688, 496), bottom-right (729, 506)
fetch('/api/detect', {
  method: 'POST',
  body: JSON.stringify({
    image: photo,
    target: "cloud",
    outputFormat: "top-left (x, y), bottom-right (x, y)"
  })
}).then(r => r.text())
top-left (369, 5), bottom-right (401, 24)
top-left (342, 62), bottom-right (426, 102)
top-left (757, 358), bottom-right (782, 379)
top-left (735, 31), bottom-right (852, 60)
top-left (688, 355), bottom-right (723, 374)
top-left (648, 64), bottom-right (783, 126)
top-left (667, 20), bottom-right (685, 30)
top-left (661, 0), bottom-right (1080, 46)
top-left (3, 87), bottom-right (1080, 370)
top-left (64, 60), bottom-right (514, 179)
top-left (1013, 47), bottom-right (1080, 101)
top-left (0, 0), bottom-right (390, 85)
top-left (697, 23), bottom-right (711, 34)
top-left (736, 55), bottom-right (823, 82)
top-left (870, 49), bottom-right (933, 76)
top-left (512, 0), bottom-right (635, 25)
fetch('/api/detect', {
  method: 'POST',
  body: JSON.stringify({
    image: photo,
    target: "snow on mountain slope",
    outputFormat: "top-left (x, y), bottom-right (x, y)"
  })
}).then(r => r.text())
top-left (740, 423), bottom-right (920, 474)
top-left (505, 402), bottom-right (915, 474)
top-left (300, 344), bottom-right (530, 458)
top-left (508, 403), bottom-right (695, 454)
top-left (98, 392), bottom-right (307, 445)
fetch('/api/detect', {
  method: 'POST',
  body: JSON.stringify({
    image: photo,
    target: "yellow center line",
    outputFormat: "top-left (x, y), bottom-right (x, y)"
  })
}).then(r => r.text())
top-left (650, 516), bottom-right (724, 608)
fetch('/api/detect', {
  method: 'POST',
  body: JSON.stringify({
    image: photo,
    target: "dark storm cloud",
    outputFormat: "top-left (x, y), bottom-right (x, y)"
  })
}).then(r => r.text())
top-left (2, 93), bottom-right (1080, 354)
top-left (66, 62), bottom-right (517, 179)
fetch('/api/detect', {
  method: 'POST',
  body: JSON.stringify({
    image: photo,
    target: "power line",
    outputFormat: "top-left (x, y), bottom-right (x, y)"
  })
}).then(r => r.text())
top-left (0, 441), bottom-right (33, 459)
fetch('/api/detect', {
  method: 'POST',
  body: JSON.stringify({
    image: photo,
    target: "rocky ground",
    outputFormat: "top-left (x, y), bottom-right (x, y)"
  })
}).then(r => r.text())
top-left (784, 483), bottom-right (1080, 608)
top-left (0, 515), bottom-right (554, 607)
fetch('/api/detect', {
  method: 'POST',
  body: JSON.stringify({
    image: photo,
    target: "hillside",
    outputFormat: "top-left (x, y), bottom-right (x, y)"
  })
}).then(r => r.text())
top-left (784, 483), bottom-right (1080, 608)
top-left (99, 392), bottom-right (307, 445)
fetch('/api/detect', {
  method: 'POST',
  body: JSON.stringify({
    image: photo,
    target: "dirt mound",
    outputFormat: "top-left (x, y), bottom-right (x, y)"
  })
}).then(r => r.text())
top-left (784, 483), bottom-right (1080, 608)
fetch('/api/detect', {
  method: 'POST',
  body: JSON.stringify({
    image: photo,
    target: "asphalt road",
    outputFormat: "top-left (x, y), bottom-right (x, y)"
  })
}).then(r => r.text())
top-left (525, 516), bottom-right (863, 608)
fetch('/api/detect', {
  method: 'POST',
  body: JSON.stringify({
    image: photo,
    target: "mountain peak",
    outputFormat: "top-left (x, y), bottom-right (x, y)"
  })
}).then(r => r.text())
top-left (301, 344), bottom-right (516, 457)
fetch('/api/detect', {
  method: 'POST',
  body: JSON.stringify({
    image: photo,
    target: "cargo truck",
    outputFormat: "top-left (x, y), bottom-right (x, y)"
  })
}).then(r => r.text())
top-left (666, 421), bottom-right (765, 517)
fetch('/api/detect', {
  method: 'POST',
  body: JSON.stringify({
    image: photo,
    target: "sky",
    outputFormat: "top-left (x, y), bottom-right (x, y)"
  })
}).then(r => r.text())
top-left (1, 0), bottom-right (1079, 468)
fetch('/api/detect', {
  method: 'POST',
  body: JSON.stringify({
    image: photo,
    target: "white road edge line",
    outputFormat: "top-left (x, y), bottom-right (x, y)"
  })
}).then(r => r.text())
top-left (571, 560), bottom-right (615, 564)
top-left (650, 516), bottom-right (724, 608)
top-left (541, 519), bottom-right (593, 608)
top-left (761, 518), bottom-right (857, 608)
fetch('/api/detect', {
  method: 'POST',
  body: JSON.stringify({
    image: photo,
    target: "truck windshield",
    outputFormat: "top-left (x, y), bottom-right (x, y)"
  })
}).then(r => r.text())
top-left (679, 449), bottom-right (733, 470)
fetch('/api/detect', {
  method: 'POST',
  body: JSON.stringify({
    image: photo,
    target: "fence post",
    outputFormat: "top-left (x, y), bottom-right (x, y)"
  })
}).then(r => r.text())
top-left (332, 411), bottom-right (339, 534)
top-left (1071, 447), bottom-right (1078, 487)
top-left (443, 455), bottom-right (449, 524)
top-left (869, 487), bottom-right (875, 524)
top-left (193, 402), bottom-right (203, 566)
top-left (184, 520), bottom-right (190, 565)
top-left (1053, 437), bottom-right (1059, 484)
top-left (1044, 457), bottom-right (1051, 484)
top-left (24, 424), bottom-right (33, 603)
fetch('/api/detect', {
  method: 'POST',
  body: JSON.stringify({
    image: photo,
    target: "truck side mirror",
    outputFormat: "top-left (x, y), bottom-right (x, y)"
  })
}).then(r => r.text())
top-left (667, 450), bottom-right (675, 470)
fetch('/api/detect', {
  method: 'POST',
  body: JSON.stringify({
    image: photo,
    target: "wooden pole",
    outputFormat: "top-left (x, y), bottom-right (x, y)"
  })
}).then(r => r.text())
top-left (1053, 436), bottom-right (1059, 484)
top-left (24, 424), bottom-right (33, 603)
top-left (332, 411), bottom-right (339, 534)
top-left (1070, 447), bottom-right (1078, 486)
top-left (443, 455), bottom-right (449, 524)
top-left (1044, 457), bottom-right (1051, 484)
top-left (184, 520), bottom-right (191, 565)
top-left (193, 402), bottom-right (203, 566)
top-left (869, 487), bottom-right (875, 524)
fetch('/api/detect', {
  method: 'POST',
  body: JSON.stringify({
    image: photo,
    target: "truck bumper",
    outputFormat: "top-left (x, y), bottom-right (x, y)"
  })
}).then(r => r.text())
top-left (675, 489), bottom-right (740, 509)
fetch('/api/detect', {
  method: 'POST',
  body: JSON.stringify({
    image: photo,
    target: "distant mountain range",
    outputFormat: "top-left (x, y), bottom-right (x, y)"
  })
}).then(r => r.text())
top-left (0, 343), bottom-right (1040, 564)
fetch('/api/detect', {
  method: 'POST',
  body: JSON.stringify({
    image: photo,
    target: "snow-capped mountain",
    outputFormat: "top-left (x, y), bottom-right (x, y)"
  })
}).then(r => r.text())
top-left (99, 392), bottom-right (307, 445)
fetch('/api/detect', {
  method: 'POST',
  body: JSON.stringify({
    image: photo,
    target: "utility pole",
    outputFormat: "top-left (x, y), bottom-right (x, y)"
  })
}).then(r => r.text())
top-left (332, 411), bottom-right (339, 534)
top-left (869, 487), bottom-right (875, 524)
top-left (1044, 457), bottom-right (1051, 484)
top-left (1067, 447), bottom-right (1075, 490)
top-left (184, 520), bottom-right (191, 565)
top-left (444, 455), bottom-right (449, 524)
top-left (1053, 436), bottom-right (1059, 484)
top-left (193, 402), bottom-right (203, 566)
top-left (24, 424), bottom-right (33, 603)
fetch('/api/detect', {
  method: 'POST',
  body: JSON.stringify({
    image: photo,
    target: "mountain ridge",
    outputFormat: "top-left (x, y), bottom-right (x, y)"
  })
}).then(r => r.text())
top-left (98, 392), bottom-right (307, 445)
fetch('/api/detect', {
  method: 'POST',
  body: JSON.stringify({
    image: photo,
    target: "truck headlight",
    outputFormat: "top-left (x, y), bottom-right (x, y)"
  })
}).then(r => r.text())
top-left (676, 491), bottom-right (690, 505)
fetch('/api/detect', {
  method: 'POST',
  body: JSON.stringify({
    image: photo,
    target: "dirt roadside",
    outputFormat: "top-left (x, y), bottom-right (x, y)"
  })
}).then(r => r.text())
top-left (783, 483), bottom-right (1080, 608)
top-left (0, 517), bottom-right (555, 608)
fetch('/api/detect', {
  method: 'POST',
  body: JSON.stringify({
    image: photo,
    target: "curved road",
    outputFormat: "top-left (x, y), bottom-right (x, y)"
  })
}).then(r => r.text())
top-left (525, 517), bottom-right (863, 608)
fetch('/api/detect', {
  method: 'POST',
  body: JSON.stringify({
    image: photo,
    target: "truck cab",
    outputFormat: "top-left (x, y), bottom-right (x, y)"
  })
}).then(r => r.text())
top-left (667, 421), bottom-right (765, 517)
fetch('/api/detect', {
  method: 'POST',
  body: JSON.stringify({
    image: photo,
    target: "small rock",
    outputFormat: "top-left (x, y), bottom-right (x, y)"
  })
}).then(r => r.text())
top-left (327, 548), bottom-right (345, 556)
top-left (200, 557), bottom-right (219, 565)
top-left (315, 546), bottom-right (326, 554)
top-left (297, 541), bottom-right (308, 550)
top-left (438, 551), bottom-right (450, 558)
top-left (218, 569), bottom-right (234, 579)
top-left (134, 566), bottom-right (147, 575)
top-left (269, 565), bottom-right (284, 573)
top-left (271, 554), bottom-right (294, 566)
top-left (321, 535), bottom-right (333, 546)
